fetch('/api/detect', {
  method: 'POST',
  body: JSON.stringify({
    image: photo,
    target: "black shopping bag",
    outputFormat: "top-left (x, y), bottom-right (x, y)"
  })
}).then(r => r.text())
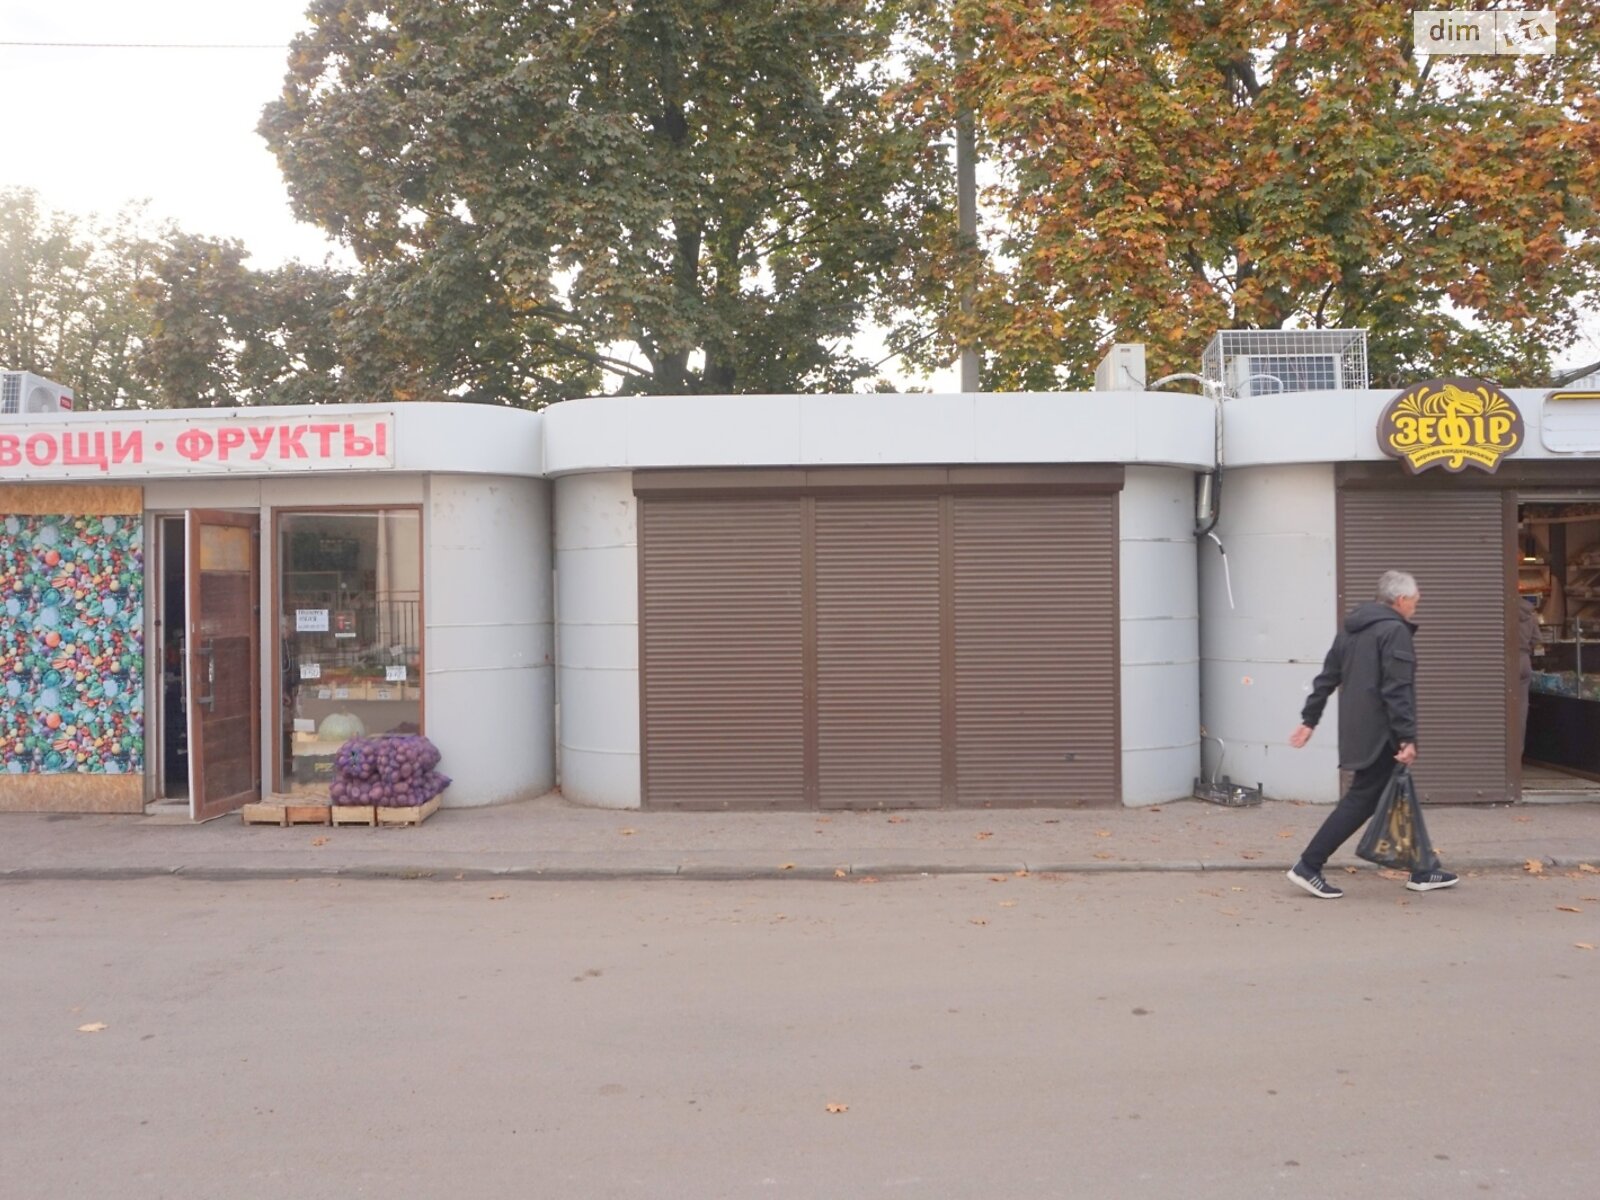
top-left (1356, 766), bottom-right (1440, 873)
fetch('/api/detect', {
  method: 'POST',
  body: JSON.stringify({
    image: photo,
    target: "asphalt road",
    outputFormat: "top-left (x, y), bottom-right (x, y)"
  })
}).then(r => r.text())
top-left (4, 870), bottom-right (1598, 1199)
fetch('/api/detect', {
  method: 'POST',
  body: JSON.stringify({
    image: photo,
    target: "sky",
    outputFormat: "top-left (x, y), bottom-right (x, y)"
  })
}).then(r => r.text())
top-left (0, 1), bottom-right (1595, 384)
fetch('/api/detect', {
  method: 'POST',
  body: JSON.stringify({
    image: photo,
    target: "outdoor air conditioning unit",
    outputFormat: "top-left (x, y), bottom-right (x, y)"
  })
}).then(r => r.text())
top-left (0, 370), bottom-right (74, 415)
top-left (1225, 352), bottom-right (1342, 398)
top-left (1094, 343), bottom-right (1147, 392)
top-left (1202, 329), bottom-right (1369, 400)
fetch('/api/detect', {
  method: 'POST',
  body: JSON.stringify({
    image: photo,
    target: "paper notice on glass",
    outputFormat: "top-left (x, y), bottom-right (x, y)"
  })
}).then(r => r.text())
top-left (385, 665), bottom-right (408, 682)
top-left (317, 688), bottom-right (332, 700)
top-left (293, 718), bottom-right (316, 734)
top-left (296, 609), bottom-right (329, 633)
top-left (333, 687), bottom-right (351, 700)
top-left (299, 662), bottom-right (321, 680)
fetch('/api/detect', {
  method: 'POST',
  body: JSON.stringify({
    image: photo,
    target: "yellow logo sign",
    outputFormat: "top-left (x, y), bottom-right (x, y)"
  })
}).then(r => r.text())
top-left (1379, 377), bottom-right (1524, 474)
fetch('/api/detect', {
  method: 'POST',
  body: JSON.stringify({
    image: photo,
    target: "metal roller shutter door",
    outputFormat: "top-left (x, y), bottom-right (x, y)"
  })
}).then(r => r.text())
top-left (952, 494), bottom-right (1120, 807)
top-left (1338, 488), bottom-right (1512, 803)
top-left (640, 498), bottom-right (806, 809)
top-left (814, 496), bottom-right (944, 808)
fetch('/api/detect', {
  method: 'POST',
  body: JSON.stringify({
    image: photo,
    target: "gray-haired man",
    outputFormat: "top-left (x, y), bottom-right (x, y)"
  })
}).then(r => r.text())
top-left (1285, 570), bottom-right (1459, 899)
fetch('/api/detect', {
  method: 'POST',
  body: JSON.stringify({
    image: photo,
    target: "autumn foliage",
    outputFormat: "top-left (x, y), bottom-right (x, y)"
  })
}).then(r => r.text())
top-left (899, 0), bottom-right (1600, 389)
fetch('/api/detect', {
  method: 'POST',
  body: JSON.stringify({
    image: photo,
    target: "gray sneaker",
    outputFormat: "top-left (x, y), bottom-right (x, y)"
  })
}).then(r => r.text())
top-left (1287, 862), bottom-right (1344, 899)
top-left (1406, 869), bottom-right (1459, 893)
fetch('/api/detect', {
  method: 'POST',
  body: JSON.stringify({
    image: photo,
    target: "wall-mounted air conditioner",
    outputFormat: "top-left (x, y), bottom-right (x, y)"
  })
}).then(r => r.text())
top-left (0, 370), bottom-right (74, 415)
top-left (1225, 352), bottom-right (1342, 398)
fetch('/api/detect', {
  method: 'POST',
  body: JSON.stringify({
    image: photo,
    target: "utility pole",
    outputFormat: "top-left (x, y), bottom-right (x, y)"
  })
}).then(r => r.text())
top-left (955, 23), bottom-right (980, 394)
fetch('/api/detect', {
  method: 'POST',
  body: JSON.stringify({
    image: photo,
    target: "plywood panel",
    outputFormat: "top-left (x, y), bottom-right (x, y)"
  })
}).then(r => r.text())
top-left (0, 773), bottom-right (144, 813)
top-left (0, 485), bottom-right (142, 515)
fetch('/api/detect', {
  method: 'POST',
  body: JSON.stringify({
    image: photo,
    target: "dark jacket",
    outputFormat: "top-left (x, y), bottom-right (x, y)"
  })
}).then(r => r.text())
top-left (1300, 601), bottom-right (1419, 770)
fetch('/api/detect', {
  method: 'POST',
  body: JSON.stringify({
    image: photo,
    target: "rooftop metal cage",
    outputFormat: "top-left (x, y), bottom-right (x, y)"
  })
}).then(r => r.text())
top-left (1202, 329), bottom-right (1368, 399)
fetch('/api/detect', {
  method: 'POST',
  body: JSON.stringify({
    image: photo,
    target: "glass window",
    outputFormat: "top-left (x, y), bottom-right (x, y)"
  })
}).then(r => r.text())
top-left (276, 510), bottom-right (422, 795)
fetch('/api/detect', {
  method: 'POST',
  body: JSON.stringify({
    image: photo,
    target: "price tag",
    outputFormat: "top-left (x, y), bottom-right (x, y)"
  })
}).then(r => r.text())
top-left (299, 662), bottom-right (322, 680)
top-left (385, 665), bottom-right (408, 682)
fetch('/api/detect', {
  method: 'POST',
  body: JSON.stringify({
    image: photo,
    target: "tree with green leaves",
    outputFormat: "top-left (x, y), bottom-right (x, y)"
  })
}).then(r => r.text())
top-left (898, 0), bottom-right (1600, 390)
top-left (0, 188), bottom-right (354, 409)
top-left (259, 0), bottom-right (944, 406)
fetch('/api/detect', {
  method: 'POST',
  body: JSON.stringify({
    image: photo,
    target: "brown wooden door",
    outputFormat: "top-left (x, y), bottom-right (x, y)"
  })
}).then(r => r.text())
top-left (187, 510), bottom-right (260, 820)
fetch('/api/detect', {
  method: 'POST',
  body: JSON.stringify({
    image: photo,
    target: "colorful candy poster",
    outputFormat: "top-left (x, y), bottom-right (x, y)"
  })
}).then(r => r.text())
top-left (1, 514), bottom-right (144, 775)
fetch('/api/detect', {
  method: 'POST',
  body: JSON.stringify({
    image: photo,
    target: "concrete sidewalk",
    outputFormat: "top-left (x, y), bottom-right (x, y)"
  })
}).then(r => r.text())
top-left (4, 792), bottom-right (1600, 881)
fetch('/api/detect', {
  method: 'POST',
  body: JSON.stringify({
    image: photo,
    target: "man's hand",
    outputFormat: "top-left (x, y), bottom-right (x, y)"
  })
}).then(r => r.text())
top-left (1395, 742), bottom-right (1418, 766)
top-left (1289, 724), bottom-right (1314, 749)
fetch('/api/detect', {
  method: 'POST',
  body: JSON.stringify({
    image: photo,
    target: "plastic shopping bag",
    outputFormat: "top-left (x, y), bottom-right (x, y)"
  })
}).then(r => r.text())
top-left (1356, 766), bottom-right (1440, 873)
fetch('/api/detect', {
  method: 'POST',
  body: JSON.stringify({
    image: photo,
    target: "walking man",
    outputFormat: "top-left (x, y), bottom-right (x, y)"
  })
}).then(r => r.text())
top-left (1285, 570), bottom-right (1459, 899)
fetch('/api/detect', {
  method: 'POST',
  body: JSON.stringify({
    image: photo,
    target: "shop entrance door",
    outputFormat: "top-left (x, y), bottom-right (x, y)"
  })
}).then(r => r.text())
top-left (187, 510), bottom-right (260, 820)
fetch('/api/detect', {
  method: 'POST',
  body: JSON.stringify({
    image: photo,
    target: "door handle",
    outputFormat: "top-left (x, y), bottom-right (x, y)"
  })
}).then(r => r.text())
top-left (195, 641), bottom-right (216, 711)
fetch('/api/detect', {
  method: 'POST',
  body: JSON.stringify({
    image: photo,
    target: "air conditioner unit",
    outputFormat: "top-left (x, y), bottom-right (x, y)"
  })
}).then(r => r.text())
top-left (1094, 343), bottom-right (1147, 392)
top-left (1225, 353), bottom-right (1341, 398)
top-left (0, 370), bottom-right (74, 415)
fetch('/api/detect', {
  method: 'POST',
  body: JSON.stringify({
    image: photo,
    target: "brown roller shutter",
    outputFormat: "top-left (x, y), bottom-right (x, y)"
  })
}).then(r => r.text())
top-left (814, 496), bottom-right (944, 808)
top-left (640, 498), bottom-right (806, 809)
top-left (1338, 488), bottom-right (1513, 803)
top-left (952, 494), bottom-right (1120, 806)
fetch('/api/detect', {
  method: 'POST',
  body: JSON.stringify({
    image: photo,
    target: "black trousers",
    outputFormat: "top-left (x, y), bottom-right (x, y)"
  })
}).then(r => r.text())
top-left (1299, 750), bottom-right (1398, 874)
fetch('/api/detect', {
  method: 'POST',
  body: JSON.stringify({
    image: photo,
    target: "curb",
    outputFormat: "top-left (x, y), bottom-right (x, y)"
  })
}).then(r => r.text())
top-left (0, 853), bottom-right (1591, 883)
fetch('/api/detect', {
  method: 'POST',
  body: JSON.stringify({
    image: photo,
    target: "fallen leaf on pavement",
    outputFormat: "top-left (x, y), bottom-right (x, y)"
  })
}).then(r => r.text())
top-left (1095, 830), bottom-right (1112, 838)
top-left (310, 837), bottom-right (328, 847)
top-left (1556, 906), bottom-right (1583, 913)
top-left (1231, 886), bottom-right (1246, 892)
top-left (1093, 852), bottom-right (1114, 860)
top-left (1576, 943), bottom-right (1596, 951)
top-left (1379, 869), bottom-right (1408, 881)
top-left (975, 831), bottom-right (993, 840)
top-left (816, 816), bottom-right (832, 824)
top-left (619, 828), bottom-right (636, 836)
top-left (988, 875), bottom-right (1008, 883)
top-left (1219, 909), bottom-right (1239, 917)
top-left (489, 893), bottom-right (508, 901)
top-left (77, 1023), bottom-right (107, 1033)
top-left (1276, 830), bottom-right (1295, 839)
top-left (887, 816), bottom-right (908, 824)
top-left (857, 876), bottom-right (879, 885)
top-left (1525, 860), bottom-right (1546, 874)
top-left (1580, 864), bottom-right (1599, 874)
top-left (1000, 900), bottom-right (1018, 908)
top-left (826, 1103), bottom-right (849, 1113)
top-left (1014, 869), bottom-right (1029, 877)
top-left (969, 918), bottom-right (988, 926)
top-left (1344, 867), bottom-right (1359, 874)
top-left (780, 863), bottom-right (796, 870)
top-left (1513, 814), bottom-right (1532, 823)
top-left (1239, 851), bottom-right (1260, 860)
top-left (834, 868), bottom-right (847, 878)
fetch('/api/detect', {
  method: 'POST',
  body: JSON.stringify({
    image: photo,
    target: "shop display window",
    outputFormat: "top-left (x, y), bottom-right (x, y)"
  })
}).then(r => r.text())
top-left (276, 509), bottom-right (422, 795)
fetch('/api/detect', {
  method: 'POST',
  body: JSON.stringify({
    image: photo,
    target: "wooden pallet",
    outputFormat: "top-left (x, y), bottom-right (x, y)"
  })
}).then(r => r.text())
top-left (240, 801), bottom-right (331, 827)
top-left (330, 796), bottom-right (441, 827)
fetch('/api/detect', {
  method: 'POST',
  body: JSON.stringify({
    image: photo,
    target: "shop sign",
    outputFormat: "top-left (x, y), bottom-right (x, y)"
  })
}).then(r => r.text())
top-left (1540, 388), bottom-right (1600, 453)
top-left (1378, 377), bottom-right (1523, 474)
top-left (0, 411), bottom-right (395, 480)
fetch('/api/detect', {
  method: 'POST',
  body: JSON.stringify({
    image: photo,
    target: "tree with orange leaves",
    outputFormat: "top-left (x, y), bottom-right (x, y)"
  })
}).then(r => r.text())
top-left (896, 0), bottom-right (1600, 390)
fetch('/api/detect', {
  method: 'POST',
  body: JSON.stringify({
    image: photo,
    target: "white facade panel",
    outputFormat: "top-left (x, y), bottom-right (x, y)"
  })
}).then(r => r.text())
top-left (798, 393), bottom-right (976, 463)
top-left (973, 393), bottom-right (1137, 463)
top-left (628, 394), bottom-right (801, 465)
top-left (553, 471), bottom-right (637, 551)
top-left (1199, 464), bottom-right (1341, 804)
top-left (1134, 391), bottom-right (1219, 467)
top-left (425, 475), bottom-right (555, 805)
top-left (1118, 466), bottom-right (1200, 803)
top-left (556, 544), bottom-right (639, 627)
top-left (559, 744), bottom-right (642, 809)
top-left (553, 471), bottom-right (642, 808)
